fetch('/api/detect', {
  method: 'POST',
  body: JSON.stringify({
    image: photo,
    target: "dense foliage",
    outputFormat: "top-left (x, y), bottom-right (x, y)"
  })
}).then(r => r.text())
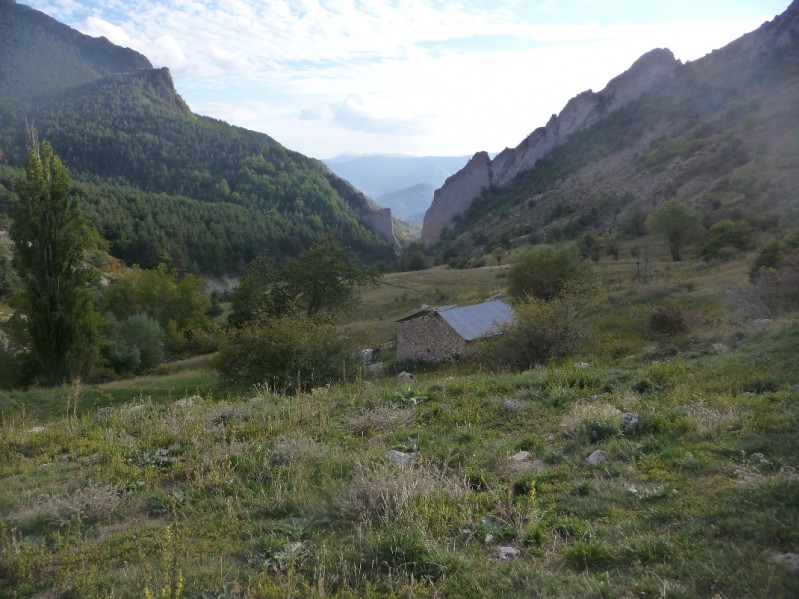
top-left (8, 141), bottom-right (99, 383)
top-left (215, 312), bottom-right (361, 392)
top-left (478, 291), bottom-right (591, 368)
top-left (102, 263), bottom-right (213, 356)
top-left (229, 237), bottom-right (381, 325)
top-left (221, 238), bottom-right (377, 390)
top-left (646, 200), bottom-right (704, 261)
top-left (507, 245), bottom-right (589, 301)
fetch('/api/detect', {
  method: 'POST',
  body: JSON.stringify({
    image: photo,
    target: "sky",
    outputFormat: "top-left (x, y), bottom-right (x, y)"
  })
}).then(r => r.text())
top-left (25, 0), bottom-right (791, 159)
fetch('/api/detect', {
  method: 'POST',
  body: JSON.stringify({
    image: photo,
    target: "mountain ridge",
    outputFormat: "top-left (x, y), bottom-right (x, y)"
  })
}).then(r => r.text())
top-left (0, 1), bottom-right (400, 272)
top-left (423, 1), bottom-right (799, 248)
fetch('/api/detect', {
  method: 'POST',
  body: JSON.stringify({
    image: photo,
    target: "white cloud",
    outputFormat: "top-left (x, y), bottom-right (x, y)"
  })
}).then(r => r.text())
top-left (80, 16), bottom-right (134, 46)
top-left (23, 0), bottom-right (788, 156)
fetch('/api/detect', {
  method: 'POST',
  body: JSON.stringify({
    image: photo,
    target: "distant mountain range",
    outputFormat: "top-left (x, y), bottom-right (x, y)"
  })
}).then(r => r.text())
top-left (423, 1), bottom-right (799, 254)
top-left (0, 1), bottom-right (399, 274)
top-left (323, 154), bottom-right (470, 224)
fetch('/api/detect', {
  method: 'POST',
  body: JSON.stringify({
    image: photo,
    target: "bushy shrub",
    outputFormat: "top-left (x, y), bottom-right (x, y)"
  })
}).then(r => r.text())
top-left (701, 220), bottom-right (756, 259)
top-left (478, 291), bottom-right (591, 369)
top-left (507, 245), bottom-right (589, 301)
top-left (214, 313), bottom-right (361, 392)
top-left (103, 312), bottom-right (165, 375)
top-left (750, 230), bottom-right (799, 313)
top-left (648, 305), bottom-right (686, 336)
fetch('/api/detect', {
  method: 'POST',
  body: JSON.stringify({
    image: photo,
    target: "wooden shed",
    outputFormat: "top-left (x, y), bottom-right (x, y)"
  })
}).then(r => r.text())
top-left (395, 299), bottom-right (514, 363)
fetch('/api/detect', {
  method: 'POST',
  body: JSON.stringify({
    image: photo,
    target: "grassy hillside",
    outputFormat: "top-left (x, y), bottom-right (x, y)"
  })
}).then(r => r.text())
top-left (2, 247), bottom-right (797, 597)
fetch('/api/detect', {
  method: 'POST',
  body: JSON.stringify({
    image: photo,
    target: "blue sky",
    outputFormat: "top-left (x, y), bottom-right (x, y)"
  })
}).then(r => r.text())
top-left (26, 1), bottom-right (790, 158)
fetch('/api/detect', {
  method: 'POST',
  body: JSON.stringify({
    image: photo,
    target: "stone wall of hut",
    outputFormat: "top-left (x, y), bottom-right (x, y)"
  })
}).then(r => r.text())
top-left (396, 313), bottom-right (468, 363)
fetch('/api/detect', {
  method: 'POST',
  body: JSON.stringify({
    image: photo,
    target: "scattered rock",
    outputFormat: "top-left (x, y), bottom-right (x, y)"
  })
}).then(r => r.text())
top-left (587, 450), bottom-right (609, 465)
top-left (495, 546), bottom-right (520, 560)
top-left (173, 395), bottom-right (201, 408)
top-left (367, 362), bottom-right (384, 374)
top-left (509, 450), bottom-right (531, 462)
top-left (398, 371), bottom-right (417, 384)
top-left (769, 552), bottom-right (799, 571)
top-left (95, 407), bottom-right (113, 420)
top-left (574, 362), bottom-right (591, 370)
top-left (502, 399), bottom-right (520, 412)
top-left (620, 412), bottom-right (639, 432)
top-left (28, 426), bottom-right (46, 434)
top-left (387, 450), bottom-right (414, 468)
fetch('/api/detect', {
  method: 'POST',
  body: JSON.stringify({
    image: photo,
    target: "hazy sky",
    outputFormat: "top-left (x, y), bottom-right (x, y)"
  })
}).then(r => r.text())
top-left (26, 1), bottom-right (790, 159)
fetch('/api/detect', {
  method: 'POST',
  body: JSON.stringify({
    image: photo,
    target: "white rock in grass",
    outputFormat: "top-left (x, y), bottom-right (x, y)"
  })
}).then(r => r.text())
top-left (587, 450), bottom-right (609, 465)
top-left (769, 552), bottom-right (799, 571)
top-left (575, 362), bottom-right (591, 370)
top-left (620, 412), bottom-right (639, 432)
top-left (509, 451), bottom-right (531, 462)
top-left (28, 426), bottom-right (46, 434)
top-left (398, 371), bottom-right (417, 384)
top-left (387, 450), bottom-right (414, 468)
top-left (495, 546), bottom-right (520, 560)
top-left (174, 395), bottom-right (201, 408)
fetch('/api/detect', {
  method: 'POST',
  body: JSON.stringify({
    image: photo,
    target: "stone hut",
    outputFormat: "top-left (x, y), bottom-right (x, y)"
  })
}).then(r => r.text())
top-left (396, 298), bottom-right (514, 363)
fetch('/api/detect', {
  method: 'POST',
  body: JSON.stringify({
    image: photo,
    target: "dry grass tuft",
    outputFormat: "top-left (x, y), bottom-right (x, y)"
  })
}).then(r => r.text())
top-left (41, 483), bottom-right (123, 526)
top-left (561, 401), bottom-right (621, 435)
top-left (333, 464), bottom-right (465, 527)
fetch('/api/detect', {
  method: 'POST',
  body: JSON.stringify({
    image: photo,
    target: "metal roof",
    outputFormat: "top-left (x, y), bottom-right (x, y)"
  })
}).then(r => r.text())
top-left (438, 299), bottom-right (514, 341)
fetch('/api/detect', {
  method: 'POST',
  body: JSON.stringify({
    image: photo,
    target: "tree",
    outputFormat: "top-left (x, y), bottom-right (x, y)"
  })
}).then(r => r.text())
top-left (492, 247), bottom-right (507, 266)
top-left (229, 236), bottom-right (380, 323)
top-left (10, 141), bottom-right (99, 382)
top-left (701, 220), bottom-right (756, 259)
top-left (645, 200), bottom-right (704, 261)
top-left (102, 263), bottom-right (212, 355)
top-left (577, 231), bottom-right (601, 263)
top-left (507, 245), bottom-right (589, 301)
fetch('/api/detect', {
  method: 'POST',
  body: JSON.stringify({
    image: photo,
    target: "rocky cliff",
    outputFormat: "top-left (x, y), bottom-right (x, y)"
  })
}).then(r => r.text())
top-left (422, 48), bottom-right (680, 245)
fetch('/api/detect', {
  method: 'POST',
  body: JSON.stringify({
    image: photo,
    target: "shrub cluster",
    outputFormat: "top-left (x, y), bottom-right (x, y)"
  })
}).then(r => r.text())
top-left (478, 291), bottom-right (591, 369)
top-left (214, 313), bottom-right (361, 393)
top-left (507, 245), bottom-right (590, 301)
top-left (648, 305), bottom-right (687, 336)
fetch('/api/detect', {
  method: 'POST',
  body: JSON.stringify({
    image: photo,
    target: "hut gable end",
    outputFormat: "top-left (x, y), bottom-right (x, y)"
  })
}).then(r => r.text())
top-left (395, 299), bottom-right (514, 363)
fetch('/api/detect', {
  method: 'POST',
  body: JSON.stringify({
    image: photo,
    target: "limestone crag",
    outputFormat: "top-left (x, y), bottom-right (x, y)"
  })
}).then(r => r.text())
top-left (360, 206), bottom-right (401, 252)
top-left (421, 48), bottom-right (680, 245)
top-left (321, 167), bottom-right (401, 252)
top-left (422, 152), bottom-right (492, 246)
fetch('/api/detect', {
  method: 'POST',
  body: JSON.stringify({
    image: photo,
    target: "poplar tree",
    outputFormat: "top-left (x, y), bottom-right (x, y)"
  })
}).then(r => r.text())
top-left (10, 141), bottom-right (98, 383)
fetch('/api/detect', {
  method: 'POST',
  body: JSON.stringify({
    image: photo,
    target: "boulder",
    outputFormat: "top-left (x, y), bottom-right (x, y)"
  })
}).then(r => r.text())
top-left (387, 450), bottom-right (414, 468)
top-left (398, 371), bottom-right (417, 384)
top-left (587, 450), bottom-right (609, 465)
top-left (495, 546), bottom-right (520, 560)
top-left (620, 412), bottom-right (639, 432)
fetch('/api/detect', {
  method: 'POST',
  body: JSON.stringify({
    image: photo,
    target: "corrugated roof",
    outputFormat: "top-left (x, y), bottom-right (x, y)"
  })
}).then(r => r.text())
top-left (438, 299), bottom-right (514, 341)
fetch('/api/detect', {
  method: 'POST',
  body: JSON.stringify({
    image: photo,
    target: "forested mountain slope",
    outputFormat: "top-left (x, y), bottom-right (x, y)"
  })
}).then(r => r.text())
top-left (424, 1), bottom-right (799, 257)
top-left (0, 1), bottom-right (398, 274)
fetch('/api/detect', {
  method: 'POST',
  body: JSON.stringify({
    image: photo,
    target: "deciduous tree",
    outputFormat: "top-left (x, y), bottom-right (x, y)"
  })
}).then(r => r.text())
top-left (10, 141), bottom-right (99, 382)
top-left (645, 200), bottom-right (704, 261)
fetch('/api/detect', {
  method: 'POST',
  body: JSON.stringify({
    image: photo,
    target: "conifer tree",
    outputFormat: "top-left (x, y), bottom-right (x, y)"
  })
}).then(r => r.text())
top-left (10, 141), bottom-right (99, 382)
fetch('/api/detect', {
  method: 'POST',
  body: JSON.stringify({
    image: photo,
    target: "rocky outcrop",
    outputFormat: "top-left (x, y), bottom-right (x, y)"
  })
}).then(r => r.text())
top-left (421, 48), bottom-right (680, 245)
top-left (321, 168), bottom-right (402, 252)
top-left (422, 151), bottom-right (492, 244)
top-left (360, 205), bottom-right (401, 252)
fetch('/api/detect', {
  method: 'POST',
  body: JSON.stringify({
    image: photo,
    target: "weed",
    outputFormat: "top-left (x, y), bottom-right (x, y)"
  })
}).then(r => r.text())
top-left (563, 539), bottom-right (615, 570)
